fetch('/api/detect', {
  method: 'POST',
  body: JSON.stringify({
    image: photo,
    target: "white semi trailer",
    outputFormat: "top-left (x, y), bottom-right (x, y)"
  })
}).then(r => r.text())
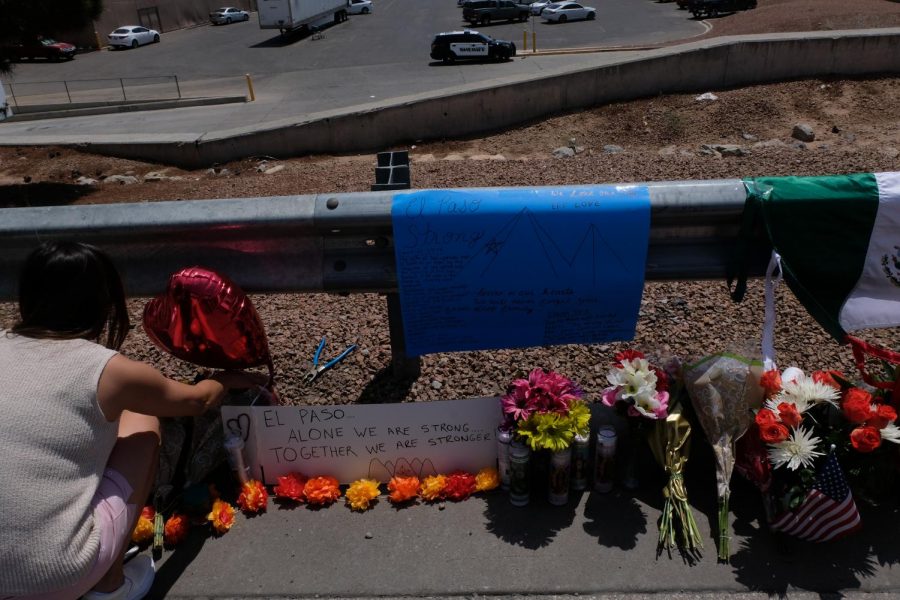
top-left (0, 82), bottom-right (11, 121)
top-left (258, 0), bottom-right (349, 34)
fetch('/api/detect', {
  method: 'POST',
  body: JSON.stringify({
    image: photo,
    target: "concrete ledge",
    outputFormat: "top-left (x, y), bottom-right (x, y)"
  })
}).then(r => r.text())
top-left (5, 96), bottom-right (247, 123)
top-left (8, 28), bottom-right (900, 167)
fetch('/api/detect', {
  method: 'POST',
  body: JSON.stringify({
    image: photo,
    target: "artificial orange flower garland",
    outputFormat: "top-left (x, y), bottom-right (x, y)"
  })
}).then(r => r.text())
top-left (207, 499), bottom-right (236, 534)
top-left (273, 472), bottom-right (307, 502)
top-left (419, 474), bottom-right (448, 502)
top-left (304, 476), bottom-right (342, 506)
top-left (153, 467), bottom-right (502, 547)
top-left (388, 475), bottom-right (421, 504)
top-left (475, 467), bottom-right (500, 492)
top-left (346, 479), bottom-right (381, 511)
top-left (237, 479), bottom-right (268, 513)
top-left (164, 513), bottom-right (190, 546)
top-left (131, 506), bottom-right (155, 544)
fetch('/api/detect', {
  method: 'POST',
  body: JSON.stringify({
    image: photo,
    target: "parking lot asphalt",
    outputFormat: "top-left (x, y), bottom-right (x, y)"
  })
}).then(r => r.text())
top-left (4, 0), bottom-right (705, 135)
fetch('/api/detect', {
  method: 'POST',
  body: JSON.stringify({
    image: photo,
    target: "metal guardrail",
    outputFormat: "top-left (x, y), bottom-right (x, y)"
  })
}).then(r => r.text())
top-left (0, 180), bottom-right (768, 373)
top-left (0, 180), bottom-right (769, 301)
top-left (2, 75), bottom-right (182, 107)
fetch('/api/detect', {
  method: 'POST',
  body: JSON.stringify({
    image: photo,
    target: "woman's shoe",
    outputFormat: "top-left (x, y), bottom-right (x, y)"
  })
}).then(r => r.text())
top-left (83, 555), bottom-right (155, 600)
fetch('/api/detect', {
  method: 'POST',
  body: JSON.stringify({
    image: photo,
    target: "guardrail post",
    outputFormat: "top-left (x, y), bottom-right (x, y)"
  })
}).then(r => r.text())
top-left (386, 293), bottom-right (421, 379)
top-left (370, 151), bottom-right (420, 378)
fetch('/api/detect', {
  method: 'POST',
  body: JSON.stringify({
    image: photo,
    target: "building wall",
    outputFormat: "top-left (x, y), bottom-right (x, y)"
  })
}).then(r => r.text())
top-left (62, 0), bottom-right (254, 47)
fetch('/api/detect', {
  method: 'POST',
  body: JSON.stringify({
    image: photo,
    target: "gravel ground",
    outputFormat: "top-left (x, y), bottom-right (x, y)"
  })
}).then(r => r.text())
top-left (2, 2), bottom-right (899, 405)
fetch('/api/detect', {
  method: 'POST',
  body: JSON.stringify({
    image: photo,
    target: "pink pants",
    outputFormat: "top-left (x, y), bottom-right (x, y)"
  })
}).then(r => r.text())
top-left (6, 469), bottom-right (137, 600)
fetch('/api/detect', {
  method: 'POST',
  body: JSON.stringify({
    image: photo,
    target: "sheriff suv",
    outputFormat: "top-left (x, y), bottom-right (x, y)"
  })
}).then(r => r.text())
top-left (430, 30), bottom-right (516, 63)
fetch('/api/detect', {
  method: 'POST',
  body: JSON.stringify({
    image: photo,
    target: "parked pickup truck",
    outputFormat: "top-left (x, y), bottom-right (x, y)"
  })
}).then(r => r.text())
top-left (462, 0), bottom-right (531, 25)
top-left (687, 0), bottom-right (756, 18)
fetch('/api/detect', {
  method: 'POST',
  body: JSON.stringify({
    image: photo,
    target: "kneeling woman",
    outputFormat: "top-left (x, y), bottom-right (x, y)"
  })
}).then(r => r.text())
top-left (0, 242), bottom-right (261, 600)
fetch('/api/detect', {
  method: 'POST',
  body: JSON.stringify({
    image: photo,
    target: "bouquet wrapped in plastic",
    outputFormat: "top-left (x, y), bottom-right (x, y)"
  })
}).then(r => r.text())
top-left (684, 350), bottom-right (764, 561)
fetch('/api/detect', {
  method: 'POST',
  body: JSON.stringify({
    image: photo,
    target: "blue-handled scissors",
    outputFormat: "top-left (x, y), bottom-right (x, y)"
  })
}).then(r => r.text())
top-left (303, 336), bottom-right (357, 384)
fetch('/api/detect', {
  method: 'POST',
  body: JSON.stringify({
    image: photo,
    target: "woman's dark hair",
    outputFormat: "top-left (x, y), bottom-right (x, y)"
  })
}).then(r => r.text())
top-left (11, 241), bottom-right (130, 350)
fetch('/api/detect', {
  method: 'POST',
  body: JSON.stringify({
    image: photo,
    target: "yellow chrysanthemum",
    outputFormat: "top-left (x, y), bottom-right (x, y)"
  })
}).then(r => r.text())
top-left (131, 515), bottom-right (154, 543)
top-left (569, 400), bottom-right (591, 437)
top-left (345, 478), bottom-right (381, 511)
top-left (207, 499), bottom-right (236, 534)
top-left (419, 474), bottom-right (447, 501)
top-left (475, 467), bottom-right (500, 492)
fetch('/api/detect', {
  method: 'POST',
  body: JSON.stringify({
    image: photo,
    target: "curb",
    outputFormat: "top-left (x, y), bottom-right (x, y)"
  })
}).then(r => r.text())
top-left (520, 44), bottom-right (660, 56)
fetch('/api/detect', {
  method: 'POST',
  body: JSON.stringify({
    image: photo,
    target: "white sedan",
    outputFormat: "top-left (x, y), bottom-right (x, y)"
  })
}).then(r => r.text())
top-left (530, 1), bottom-right (551, 15)
top-left (209, 7), bottom-right (251, 24)
top-left (108, 26), bottom-right (160, 49)
top-left (541, 2), bottom-right (596, 22)
top-left (348, 0), bottom-right (373, 13)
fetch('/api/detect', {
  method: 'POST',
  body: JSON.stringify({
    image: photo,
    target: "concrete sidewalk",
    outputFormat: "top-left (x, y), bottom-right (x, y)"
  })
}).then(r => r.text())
top-left (146, 443), bottom-right (900, 599)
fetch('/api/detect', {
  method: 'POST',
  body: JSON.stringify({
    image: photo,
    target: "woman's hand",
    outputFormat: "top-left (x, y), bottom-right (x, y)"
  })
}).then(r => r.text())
top-left (208, 370), bottom-right (270, 391)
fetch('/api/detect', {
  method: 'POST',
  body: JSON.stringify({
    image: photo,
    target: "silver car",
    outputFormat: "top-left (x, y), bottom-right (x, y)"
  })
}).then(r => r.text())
top-left (108, 26), bottom-right (160, 49)
top-left (210, 7), bottom-right (251, 25)
top-left (530, 1), bottom-right (551, 14)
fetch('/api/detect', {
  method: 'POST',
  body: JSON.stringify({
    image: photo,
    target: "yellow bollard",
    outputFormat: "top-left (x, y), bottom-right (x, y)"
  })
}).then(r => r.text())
top-left (94, 30), bottom-right (104, 50)
top-left (245, 73), bottom-right (256, 102)
top-left (532, 31), bottom-right (536, 53)
top-left (523, 30), bottom-right (527, 52)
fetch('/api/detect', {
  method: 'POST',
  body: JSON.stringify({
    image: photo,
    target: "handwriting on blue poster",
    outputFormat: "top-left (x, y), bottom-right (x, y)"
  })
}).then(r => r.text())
top-left (391, 186), bottom-right (651, 356)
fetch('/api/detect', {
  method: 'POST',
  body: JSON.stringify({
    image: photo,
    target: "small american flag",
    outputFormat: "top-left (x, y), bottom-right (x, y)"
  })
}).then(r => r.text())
top-left (770, 452), bottom-right (862, 542)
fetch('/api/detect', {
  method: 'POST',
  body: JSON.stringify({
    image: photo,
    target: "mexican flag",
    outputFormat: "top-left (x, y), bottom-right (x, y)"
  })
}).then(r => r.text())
top-left (743, 172), bottom-right (900, 341)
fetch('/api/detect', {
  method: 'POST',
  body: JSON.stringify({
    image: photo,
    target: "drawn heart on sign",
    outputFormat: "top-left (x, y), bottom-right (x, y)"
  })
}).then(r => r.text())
top-left (226, 413), bottom-right (252, 442)
top-left (142, 267), bottom-right (275, 389)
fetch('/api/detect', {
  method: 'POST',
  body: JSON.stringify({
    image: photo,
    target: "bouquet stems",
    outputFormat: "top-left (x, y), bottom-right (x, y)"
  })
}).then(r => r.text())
top-left (658, 473), bottom-right (703, 555)
top-left (717, 494), bottom-right (730, 562)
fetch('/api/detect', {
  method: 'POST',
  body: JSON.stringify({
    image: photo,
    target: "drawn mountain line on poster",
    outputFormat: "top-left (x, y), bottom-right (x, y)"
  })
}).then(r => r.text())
top-left (461, 207), bottom-right (629, 284)
top-left (367, 457), bottom-right (438, 481)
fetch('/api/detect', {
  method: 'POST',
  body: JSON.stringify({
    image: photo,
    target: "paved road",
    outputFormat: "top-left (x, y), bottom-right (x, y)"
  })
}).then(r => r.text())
top-left (0, 49), bottom-right (639, 139)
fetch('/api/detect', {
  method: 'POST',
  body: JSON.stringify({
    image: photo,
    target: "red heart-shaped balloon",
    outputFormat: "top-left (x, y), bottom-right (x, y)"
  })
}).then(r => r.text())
top-left (143, 267), bottom-right (274, 386)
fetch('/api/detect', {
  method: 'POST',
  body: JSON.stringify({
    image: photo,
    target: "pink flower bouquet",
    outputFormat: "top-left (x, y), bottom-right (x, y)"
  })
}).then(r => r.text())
top-left (501, 368), bottom-right (590, 452)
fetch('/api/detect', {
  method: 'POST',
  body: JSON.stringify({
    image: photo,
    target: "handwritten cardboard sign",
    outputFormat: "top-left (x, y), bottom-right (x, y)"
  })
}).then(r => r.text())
top-left (222, 397), bottom-right (501, 484)
top-left (391, 186), bottom-right (651, 356)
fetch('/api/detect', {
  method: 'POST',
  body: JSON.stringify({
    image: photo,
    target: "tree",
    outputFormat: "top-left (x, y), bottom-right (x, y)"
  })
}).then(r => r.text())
top-left (0, 0), bottom-right (104, 73)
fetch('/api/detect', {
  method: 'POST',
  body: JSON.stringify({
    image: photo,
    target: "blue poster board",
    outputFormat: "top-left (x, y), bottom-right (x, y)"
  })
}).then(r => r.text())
top-left (391, 186), bottom-right (651, 356)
